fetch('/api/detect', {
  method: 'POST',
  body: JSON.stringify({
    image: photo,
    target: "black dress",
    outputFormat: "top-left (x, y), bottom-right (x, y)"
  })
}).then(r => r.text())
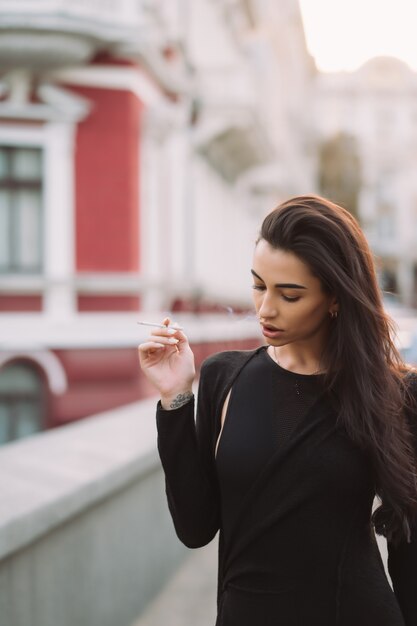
top-left (156, 345), bottom-right (417, 626)
top-left (216, 347), bottom-right (322, 548)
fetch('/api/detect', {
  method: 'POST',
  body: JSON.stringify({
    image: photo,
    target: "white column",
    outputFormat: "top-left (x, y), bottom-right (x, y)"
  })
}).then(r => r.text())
top-left (43, 121), bottom-right (76, 318)
top-left (168, 128), bottom-right (192, 282)
top-left (139, 111), bottom-right (172, 312)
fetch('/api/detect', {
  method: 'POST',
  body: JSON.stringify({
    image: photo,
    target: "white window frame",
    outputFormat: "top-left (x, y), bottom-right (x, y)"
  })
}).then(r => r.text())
top-left (0, 122), bottom-right (76, 317)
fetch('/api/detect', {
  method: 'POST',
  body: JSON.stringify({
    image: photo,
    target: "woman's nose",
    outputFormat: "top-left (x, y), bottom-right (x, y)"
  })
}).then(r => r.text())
top-left (259, 309), bottom-right (278, 321)
top-left (258, 296), bottom-right (278, 319)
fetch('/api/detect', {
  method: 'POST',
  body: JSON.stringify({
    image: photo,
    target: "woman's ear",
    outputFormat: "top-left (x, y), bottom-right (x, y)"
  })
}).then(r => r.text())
top-left (329, 295), bottom-right (339, 313)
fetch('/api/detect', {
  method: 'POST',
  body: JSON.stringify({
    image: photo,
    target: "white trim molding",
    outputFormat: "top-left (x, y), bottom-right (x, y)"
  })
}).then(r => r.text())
top-left (43, 120), bottom-right (77, 319)
top-left (0, 75), bottom-right (91, 122)
top-left (0, 350), bottom-right (68, 395)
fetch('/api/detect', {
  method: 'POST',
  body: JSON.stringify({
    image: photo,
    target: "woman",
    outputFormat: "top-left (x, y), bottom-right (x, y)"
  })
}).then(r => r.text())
top-left (138, 195), bottom-right (417, 625)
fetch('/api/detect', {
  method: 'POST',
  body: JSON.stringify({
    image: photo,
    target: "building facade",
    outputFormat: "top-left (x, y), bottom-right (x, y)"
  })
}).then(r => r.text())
top-left (0, 0), bottom-right (315, 443)
top-left (315, 56), bottom-right (417, 307)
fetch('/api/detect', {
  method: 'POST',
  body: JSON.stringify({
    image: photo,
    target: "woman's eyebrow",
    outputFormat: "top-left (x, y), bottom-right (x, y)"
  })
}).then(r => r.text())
top-left (250, 269), bottom-right (307, 290)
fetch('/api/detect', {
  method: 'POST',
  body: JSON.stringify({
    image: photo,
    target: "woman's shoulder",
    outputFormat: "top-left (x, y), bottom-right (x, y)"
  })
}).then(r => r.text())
top-left (199, 345), bottom-right (265, 383)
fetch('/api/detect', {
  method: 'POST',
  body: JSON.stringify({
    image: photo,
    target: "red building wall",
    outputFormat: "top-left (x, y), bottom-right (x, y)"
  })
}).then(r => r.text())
top-left (69, 86), bottom-right (142, 275)
top-left (0, 295), bottom-right (43, 311)
top-left (77, 295), bottom-right (141, 312)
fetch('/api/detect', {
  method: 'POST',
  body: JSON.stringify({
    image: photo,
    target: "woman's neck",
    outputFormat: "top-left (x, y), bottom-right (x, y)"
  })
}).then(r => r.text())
top-left (269, 343), bottom-right (326, 375)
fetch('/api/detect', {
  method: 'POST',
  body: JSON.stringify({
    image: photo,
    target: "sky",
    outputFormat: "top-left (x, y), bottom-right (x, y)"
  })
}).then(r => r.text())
top-left (298, 0), bottom-right (417, 72)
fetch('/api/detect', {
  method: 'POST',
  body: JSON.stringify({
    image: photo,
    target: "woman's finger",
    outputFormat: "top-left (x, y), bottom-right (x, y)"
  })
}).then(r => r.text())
top-left (139, 336), bottom-right (181, 356)
top-left (139, 319), bottom-right (186, 361)
top-left (146, 332), bottom-right (181, 347)
top-left (139, 341), bottom-right (166, 351)
top-left (150, 326), bottom-right (178, 337)
top-left (138, 341), bottom-right (165, 359)
top-left (150, 323), bottom-right (185, 343)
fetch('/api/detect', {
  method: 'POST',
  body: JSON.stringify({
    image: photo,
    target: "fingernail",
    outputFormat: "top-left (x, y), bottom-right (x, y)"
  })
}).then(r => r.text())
top-left (167, 328), bottom-right (177, 335)
top-left (168, 337), bottom-right (179, 344)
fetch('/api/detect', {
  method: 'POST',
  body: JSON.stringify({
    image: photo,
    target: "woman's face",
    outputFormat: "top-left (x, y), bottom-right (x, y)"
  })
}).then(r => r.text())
top-left (252, 239), bottom-right (337, 346)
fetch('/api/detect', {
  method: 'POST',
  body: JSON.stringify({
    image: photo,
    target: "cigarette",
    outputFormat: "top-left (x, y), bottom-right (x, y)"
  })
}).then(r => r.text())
top-left (137, 321), bottom-right (184, 331)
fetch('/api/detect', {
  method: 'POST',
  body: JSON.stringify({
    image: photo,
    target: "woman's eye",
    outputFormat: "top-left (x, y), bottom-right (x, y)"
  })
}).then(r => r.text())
top-left (282, 296), bottom-right (300, 302)
top-left (251, 285), bottom-right (300, 302)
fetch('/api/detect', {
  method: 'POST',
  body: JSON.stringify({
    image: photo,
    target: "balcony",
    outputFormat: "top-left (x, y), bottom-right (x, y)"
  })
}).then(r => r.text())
top-left (0, 0), bottom-right (148, 68)
top-left (193, 69), bottom-right (275, 182)
top-left (195, 114), bottom-right (274, 183)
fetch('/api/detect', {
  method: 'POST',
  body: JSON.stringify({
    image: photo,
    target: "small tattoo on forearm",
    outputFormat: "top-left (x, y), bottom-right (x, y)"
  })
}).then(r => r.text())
top-left (169, 392), bottom-right (194, 409)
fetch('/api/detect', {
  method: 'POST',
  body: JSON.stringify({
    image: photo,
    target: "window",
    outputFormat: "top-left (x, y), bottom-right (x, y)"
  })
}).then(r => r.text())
top-left (0, 363), bottom-right (45, 445)
top-left (0, 146), bottom-right (43, 273)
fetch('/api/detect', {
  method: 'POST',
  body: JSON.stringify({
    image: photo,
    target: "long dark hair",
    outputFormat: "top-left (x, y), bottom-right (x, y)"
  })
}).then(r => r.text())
top-left (258, 194), bottom-right (417, 545)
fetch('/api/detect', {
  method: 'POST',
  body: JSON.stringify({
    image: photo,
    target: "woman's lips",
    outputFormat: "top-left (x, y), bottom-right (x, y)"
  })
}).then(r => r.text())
top-left (261, 325), bottom-right (284, 338)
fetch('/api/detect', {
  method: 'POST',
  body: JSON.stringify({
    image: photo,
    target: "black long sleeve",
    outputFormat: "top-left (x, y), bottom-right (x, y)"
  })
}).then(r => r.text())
top-left (387, 372), bottom-right (417, 625)
top-left (156, 361), bottom-right (220, 548)
top-left (388, 528), bottom-right (417, 626)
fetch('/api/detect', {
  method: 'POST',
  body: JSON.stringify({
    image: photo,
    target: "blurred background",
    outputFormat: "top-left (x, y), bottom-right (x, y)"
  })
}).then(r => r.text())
top-left (1, 1), bottom-right (417, 625)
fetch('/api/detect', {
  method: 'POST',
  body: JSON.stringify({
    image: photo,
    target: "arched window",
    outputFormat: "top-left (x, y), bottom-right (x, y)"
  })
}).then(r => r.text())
top-left (0, 362), bottom-right (45, 445)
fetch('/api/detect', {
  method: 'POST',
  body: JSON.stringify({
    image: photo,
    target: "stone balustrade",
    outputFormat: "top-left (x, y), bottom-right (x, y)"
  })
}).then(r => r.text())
top-left (0, 395), bottom-right (191, 626)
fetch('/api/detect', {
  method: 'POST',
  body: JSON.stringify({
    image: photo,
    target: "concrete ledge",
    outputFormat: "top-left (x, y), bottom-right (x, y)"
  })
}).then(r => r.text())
top-left (0, 395), bottom-right (195, 626)
top-left (0, 397), bottom-right (160, 561)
